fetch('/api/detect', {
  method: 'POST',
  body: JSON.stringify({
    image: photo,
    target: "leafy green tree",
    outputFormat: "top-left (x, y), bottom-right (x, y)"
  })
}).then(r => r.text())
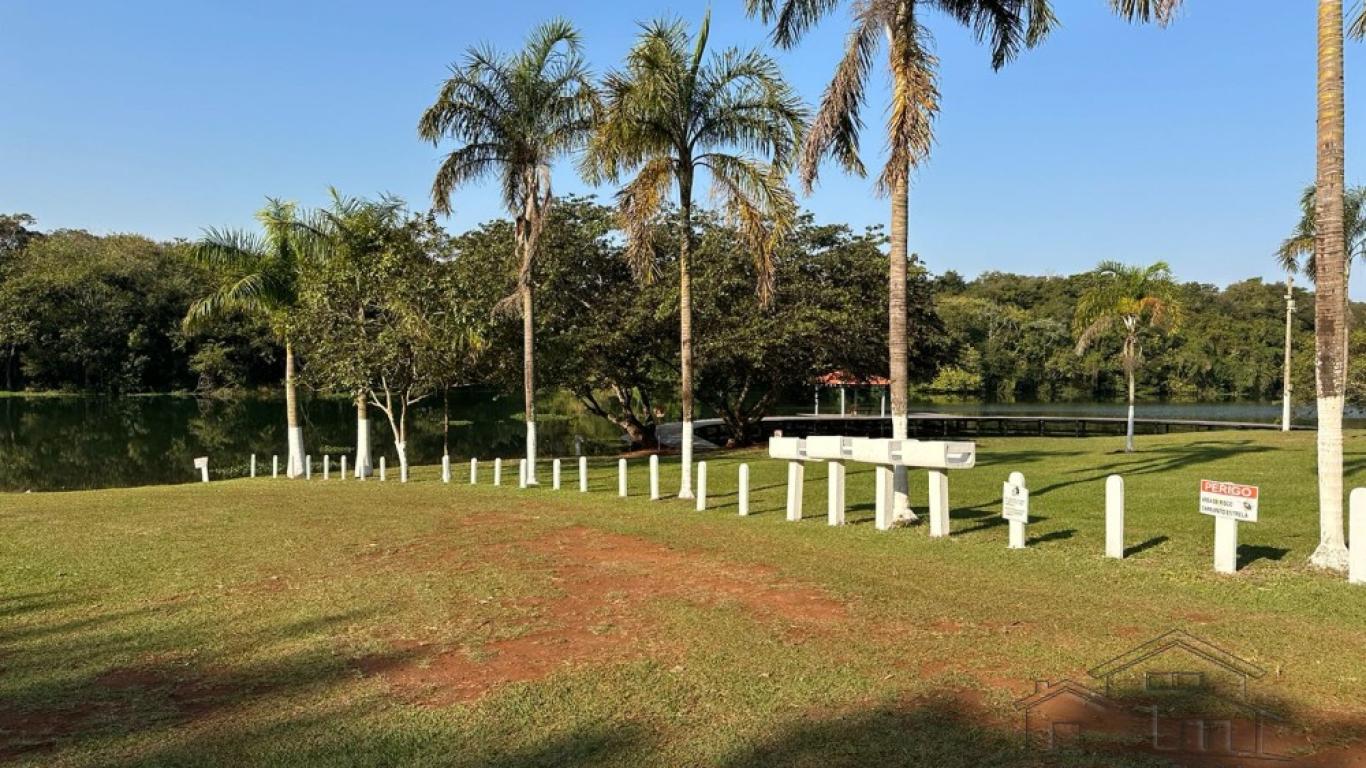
top-left (185, 200), bottom-right (310, 477)
top-left (418, 19), bottom-right (596, 485)
top-left (1073, 261), bottom-right (1181, 453)
top-left (747, 0), bottom-right (1054, 520)
top-left (584, 12), bottom-right (805, 498)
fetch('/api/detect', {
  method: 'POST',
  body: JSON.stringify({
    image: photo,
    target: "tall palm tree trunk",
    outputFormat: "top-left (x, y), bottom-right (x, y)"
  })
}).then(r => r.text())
top-left (285, 340), bottom-right (304, 478)
top-left (1311, 0), bottom-right (1350, 571)
top-left (355, 392), bottom-right (372, 478)
top-left (1283, 274), bottom-right (1295, 432)
top-left (522, 275), bottom-right (538, 484)
top-left (889, 171), bottom-right (914, 521)
top-left (1125, 358), bottom-right (1136, 453)
top-left (678, 170), bottom-right (696, 500)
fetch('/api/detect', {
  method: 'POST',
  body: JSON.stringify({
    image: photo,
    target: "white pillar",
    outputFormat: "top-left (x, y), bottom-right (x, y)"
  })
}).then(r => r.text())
top-left (1106, 475), bottom-right (1125, 559)
top-left (696, 462), bottom-right (708, 511)
top-left (518, 459), bottom-right (527, 489)
top-left (814, 388), bottom-right (820, 415)
top-left (827, 461), bottom-right (846, 526)
top-left (493, 458), bottom-right (502, 486)
top-left (880, 391), bottom-right (886, 417)
top-left (874, 465), bottom-right (894, 530)
top-left (786, 461), bottom-right (806, 521)
top-left (470, 458), bottom-right (478, 484)
top-left (379, 456), bottom-right (386, 482)
top-left (679, 421), bottom-right (694, 499)
top-left (578, 456), bottom-right (588, 492)
top-left (1008, 471), bottom-right (1027, 549)
top-left (196, 458), bottom-right (209, 483)
top-left (928, 469), bottom-right (949, 538)
top-left (738, 464), bottom-right (750, 516)
top-left (305, 455), bottom-right (312, 480)
top-left (323, 455), bottom-right (330, 480)
top-left (272, 455), bottom-right (279, 478)
top-left (552, 458), bottom-right (562, 490)
top-left (650, 454), bottom-right (661, 500)
top-left (1350, 488), bottom-right (1366, 585)
top-left (840, 387), bottom-right (846, 416)
top-left (1214, 516), bottom-right (1238, 574)
top-left (442, 455), bottom-right (451, 483)
top-left (356, 416), bottom-right (372, 478)
top-left (341, 455), bottom-right (347, 480)
top-left (250, 454), bottom-right (256, 478)
top-left (618, 458), bottom-right (627, 497)
top-left (525, 421), bottom-right (538, 486)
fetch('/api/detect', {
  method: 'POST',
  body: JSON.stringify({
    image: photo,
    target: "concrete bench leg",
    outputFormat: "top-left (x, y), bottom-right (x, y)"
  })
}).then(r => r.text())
top-left (928, 469), bottom-right (949, 538)
top-left (786, 461), bottom-right (805, 521)
top-left (827, 461), bottom-right (846, 526)
top-left (875, 465), bottom-right (894, 531)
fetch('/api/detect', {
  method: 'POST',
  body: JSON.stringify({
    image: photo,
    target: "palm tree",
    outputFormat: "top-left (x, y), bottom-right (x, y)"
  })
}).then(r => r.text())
top-left (185, 200), bottom-right (309, 477)
top-left (1277, 184), bottom-right (1366, 277)
top-left (418, 19), bottom-right (596, 485)
top-left (1073, 261), bottom-right (1181, 453)
top-left (746, 0), bottom-right (1054, 520)
top-left (1112, 0), bottom-right (1360, 571)
top-left (584, 12), bottom-right (805, 499)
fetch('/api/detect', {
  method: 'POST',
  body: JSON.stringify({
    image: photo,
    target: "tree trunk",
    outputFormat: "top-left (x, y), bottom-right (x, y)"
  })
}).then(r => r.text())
top-left (1283, 275), bottom-right (1295, 432)
top-left (443, 387), bottom-right (450, 457)
top-left (522, 276), bottom-right (538, 484)
top-left (677, 168), bottom-right (696, 499)
top-left (1125, 360), bottom-right (1136, 454)
top-left (1311, 0), bottom-right (1350, 572)
top-left (355, 392), bottom-right (372, 478)
top-left (889, 169), bottom-right (916, 522)
top-left (285, 340), bottom-right (304, 478)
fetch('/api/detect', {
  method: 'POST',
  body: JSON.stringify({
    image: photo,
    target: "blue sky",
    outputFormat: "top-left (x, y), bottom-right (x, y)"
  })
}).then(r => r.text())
top-left (3, 1), bottom-right (1364, 294)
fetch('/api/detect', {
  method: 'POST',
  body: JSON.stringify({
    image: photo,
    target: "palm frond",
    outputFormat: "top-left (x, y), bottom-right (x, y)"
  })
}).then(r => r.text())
top-left (1108, 0), bottom-right (1183, 26)
top-left (745, 0), bottom-right (842, 49)
top-left (880, 14), bottom-right (940, 193)
top-left (700, 153), bottom-right (797, 305)
top-left (799, 0), bottom-right (885, 190)
top-left (615, 156), bottom-right (676, 283)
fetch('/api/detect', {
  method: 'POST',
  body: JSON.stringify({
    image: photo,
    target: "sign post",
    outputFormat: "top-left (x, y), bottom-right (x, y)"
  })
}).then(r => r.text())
top-left (1003, 472), bottom-right (1028, 549)
top-left (1199, 479), bottom-right (1259, 574)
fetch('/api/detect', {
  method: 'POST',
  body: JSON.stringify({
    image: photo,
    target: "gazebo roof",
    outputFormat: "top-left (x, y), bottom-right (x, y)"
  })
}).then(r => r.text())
top-left (816, 370), bottom-right (889, 387)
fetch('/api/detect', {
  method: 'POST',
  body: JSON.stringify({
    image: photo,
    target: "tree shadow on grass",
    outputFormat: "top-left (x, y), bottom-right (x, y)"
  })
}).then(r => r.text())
top-left (1238, 544), bottom-right (1291, 570)
top-left (1028, 440), bottom-right (1274, 499)
top-left (1123, 536), bottom-right (1169, 558)
top-left (1026, 529), bottom-right (1075, 546)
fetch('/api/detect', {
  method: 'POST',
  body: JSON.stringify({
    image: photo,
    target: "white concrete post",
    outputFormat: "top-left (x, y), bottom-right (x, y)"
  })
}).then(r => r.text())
top-left (928, 469), bottom-right (949, 538)
top-left (814, 388), bottom-right (820, 415)
top-left (305, 455), bottom-right (312, 480)
top-left (840, 387), bottom-right (846, 416)
top-left (1213, 516), bottom-right (1238, 574)
top-left (649, 454), bottom-right (661, 500)
top-left (552, 458), bottom-right (561, 490)
top-left (578, 456), bottom-right (588, 492)
top-left (696, 462), bottom-right (708, 511)
top-left (880, 391), bottom-right (886, 417)
top-left (1106, 475), bottom-right (1125, 559)
top-left (340, 455), bottom-right (347, 480)
top-left (1351, 488), bottom-right (1366, 585)
top-left (379, 456), bottom-right (386, 482)
top-left (272, 455), bottom-right (279, 478)
top-left (739, 464), bottom-right (750, 516)
top-left (827, 461), bottom-right (846, 526)
top-left (518, 459), bottom-right (527, 489)
top-left (442, 455), bottom-right (451, 483)
top-left (874, 465), bottom-right (894, 531)
top-left (323, 455), bottom-right (330, 480)
top-left (786, 461), bottom-right (806, 521)
top-left (469, 458), bottom-right (478, 484)
top-left (493, 458), bottom-right (502, 486)
top-left (250, 454), bottom-right (257, 478)
top-left (195, 457), bottom-right (209, 483)
top-left (618, 458), bottom-right (627, 497)
top-left (1008, 471), bottom-right (1027, 549)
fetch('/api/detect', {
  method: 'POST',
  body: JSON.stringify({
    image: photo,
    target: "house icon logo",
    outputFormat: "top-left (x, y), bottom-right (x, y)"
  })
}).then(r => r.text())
top-left (1016, 630), bottom-right (1292, 765)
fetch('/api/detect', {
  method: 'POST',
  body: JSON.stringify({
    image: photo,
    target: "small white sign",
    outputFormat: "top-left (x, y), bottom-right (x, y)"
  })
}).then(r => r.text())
top-left (193, 457), bottom-right (208, 469)
top-left (1199, 479), bottom-right (1259, 523)
top-left (1003, 481), bottom-right (1029, 523)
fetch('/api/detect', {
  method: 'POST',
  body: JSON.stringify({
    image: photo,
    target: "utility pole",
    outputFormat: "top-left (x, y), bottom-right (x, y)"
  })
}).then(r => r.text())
top-left (1283, 273), bottom-right (1296, 432)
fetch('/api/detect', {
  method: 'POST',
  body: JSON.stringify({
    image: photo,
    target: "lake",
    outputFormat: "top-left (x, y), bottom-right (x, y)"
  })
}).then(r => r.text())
top-left (0, 390), bottom-right (1329, 492)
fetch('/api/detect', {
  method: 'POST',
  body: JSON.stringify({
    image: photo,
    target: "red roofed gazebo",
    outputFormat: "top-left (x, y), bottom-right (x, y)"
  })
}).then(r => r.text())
top-left (814, 371), bottom-right (890, 417)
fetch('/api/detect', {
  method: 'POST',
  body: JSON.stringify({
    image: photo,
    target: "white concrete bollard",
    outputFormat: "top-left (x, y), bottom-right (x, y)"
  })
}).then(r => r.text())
top-left (493, 458), bottom-right (502, 486)
top-left (518, 459), bottom-right (527, 489)
top-left (696, 462), bottom-right (708, 511)
top-left (442, 455), bottom-right (451, 484)
top-left (618, 458), bottom-right (627, 497)
top-left (250, 454), bottom-right (257, 478)
top-left (579, 456), bottom-right (588, 492)
top-left (273, 455), bottom-right (279, 478)
top-left (1351, 488), bottom-right (1366, 585)
top-left (785, 461), bottom-right (806, 521)
top-left (552, 458), bottom-right (561, 490)
top-left (928, 470), bottom-right (950, 538)
top-left (827, 461), bottom-right (846, 526)
top-left (341, 455), bottom-right (347, 480)
top-left (1008, 472), bottom-right (1027, 549)
top-left (194, 457), bottom-right (209, 483)
top-left (470, 458), bottom-right (478, 484)
top-left (1213, 516), bottom-right (1238, 574)
top-left (379, 456), bottom-right (386, 482)
top-left (1106, 475), bottom-right (1125, 559)
top-left (323, 455), bottom-right (331, 480)
top-left (305, 455), bottom-right (312, 480)
top-left (738, 464), bottom-right (750, 516)
top-left (649, 455), bottom-right (660, 500)
top-left (874, 465), bottom-right (894, 531)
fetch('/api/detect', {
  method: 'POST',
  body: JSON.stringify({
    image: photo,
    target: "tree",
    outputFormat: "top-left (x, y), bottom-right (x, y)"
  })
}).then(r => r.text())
top-left (1073, 261), bottom-right (1181, 453)
top-left (418, 19), bottom-right (596, 485)
top-left (185, 200), bottom-right (310, 477)
top-left (747, 0), bottom-right (1055, 521)
top-left (1110, 0), bottom-right (1362, 573)
top-left (584, 12), bottom-right (805, 498)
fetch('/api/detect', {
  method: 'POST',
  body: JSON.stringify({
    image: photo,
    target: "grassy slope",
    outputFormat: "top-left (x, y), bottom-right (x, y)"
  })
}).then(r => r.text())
top-left (2, 429), bottom-right (1366, 767)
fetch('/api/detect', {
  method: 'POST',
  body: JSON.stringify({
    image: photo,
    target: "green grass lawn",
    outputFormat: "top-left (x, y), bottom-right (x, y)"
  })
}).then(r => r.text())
top-left (3, 429), bottom-right (1366, 766)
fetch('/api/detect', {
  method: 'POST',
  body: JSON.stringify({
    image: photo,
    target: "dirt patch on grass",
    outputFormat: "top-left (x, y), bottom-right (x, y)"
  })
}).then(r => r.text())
top-left (359, 525), bottom-right (848, 705)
